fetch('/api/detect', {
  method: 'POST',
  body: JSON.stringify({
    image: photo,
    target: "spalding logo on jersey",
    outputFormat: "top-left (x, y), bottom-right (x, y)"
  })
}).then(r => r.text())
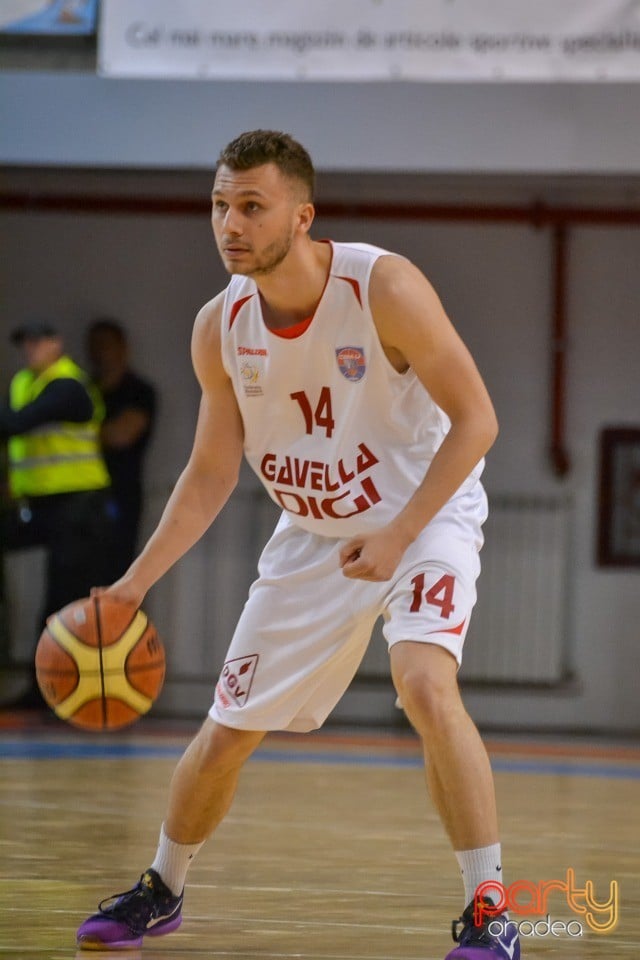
top-left (336, 346), bottom-right (366, 382)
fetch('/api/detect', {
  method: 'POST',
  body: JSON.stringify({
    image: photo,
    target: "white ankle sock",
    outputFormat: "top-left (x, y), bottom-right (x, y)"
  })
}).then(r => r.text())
top-left (150, 824), bottom-right (205, 896)
top-left (455, 843), bottom-right (504, 907)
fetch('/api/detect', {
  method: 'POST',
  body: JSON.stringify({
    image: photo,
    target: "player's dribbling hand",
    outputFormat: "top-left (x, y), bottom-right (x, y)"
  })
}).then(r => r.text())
top-left (339, 526), bottom-right (410, 582)
top-left (90, 575), bottom-right (146, 611)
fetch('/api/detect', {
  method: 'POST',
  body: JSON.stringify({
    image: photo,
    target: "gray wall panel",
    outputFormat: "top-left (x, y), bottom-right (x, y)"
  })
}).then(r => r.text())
top-left (2, 72), bottom-right (640, 172)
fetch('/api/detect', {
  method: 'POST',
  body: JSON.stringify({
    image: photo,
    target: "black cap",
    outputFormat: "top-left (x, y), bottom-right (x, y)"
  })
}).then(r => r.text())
top-left (10, 322), bottom-right (60, 344)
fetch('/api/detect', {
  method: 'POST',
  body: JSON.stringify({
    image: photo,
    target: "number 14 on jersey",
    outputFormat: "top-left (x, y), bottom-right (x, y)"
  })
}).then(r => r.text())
top-left (410, 572), bottom-right (456, 619)
top-left (291, 387), bottom-right (335, 438)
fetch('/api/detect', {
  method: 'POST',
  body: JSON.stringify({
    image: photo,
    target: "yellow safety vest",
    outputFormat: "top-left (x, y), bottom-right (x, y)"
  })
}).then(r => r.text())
top-left (8, 355), bottom-right (110, 498)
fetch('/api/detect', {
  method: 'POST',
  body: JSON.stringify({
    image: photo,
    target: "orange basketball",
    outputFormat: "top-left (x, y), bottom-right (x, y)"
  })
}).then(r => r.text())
top-left (35, 595), bottom-right (165, 731)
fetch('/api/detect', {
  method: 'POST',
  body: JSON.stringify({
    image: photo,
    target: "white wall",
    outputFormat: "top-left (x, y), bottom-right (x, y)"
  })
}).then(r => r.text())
top-left (2, 72), bottom-right (640, 173)
top-left (1, 175), bottom-right (638, 733)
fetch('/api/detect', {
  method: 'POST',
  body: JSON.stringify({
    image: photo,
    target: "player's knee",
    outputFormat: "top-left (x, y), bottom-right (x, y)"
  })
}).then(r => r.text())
top-left (190, 717), bottom-right (263, 774)
top-left (395, 667), bottom-right (461, 734)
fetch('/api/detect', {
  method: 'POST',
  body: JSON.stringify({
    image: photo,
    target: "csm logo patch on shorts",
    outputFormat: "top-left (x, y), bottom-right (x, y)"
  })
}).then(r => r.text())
top-left (218, 654), bottom-right (259, 707)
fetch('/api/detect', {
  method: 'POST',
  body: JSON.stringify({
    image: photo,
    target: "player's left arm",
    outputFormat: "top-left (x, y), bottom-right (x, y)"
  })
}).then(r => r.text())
top-left (340, 254), bottom-right (498, 581)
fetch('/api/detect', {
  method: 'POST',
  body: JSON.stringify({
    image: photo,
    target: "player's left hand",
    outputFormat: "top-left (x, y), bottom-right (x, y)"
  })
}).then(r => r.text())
top-left (339, 525), bottom-right (411, 582)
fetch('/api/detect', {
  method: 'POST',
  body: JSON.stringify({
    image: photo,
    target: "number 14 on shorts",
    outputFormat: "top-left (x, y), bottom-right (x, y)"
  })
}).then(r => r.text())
top-left (410, 572), bottom-right (456, 619)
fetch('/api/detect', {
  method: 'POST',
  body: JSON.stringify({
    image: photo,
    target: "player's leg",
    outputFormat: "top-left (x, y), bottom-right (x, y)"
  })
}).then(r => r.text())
top-left (163, 717), bottom-right (266, 843)
top-left (389, 648), bottom-right (518, 959)
top-left (76, 720), bottom-right (265, 950)
top-left (77, 517), bottom-right (383, 950)
top-left (383, 488), bottom-right (519, 959)
top-left (390, 639), bottom-right (511, 953)
top-left (390, 642), bottom-right (498, 851)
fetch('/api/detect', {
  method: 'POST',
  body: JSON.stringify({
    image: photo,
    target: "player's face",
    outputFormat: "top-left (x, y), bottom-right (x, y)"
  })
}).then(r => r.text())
top-left (211, 163), bottom-right (310, 277)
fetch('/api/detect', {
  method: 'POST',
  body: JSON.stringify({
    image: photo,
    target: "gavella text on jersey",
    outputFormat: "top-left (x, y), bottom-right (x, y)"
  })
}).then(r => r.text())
top-left (260, 442), bottom-right (381, 520)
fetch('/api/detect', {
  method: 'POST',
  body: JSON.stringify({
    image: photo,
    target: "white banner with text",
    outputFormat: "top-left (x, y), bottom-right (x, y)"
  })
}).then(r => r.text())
top-left (99, 0), bottom-right (640, 81)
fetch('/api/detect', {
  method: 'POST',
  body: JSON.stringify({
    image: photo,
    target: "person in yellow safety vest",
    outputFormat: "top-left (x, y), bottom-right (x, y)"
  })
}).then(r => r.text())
top-left (0, 321), bottom-right (117, 710)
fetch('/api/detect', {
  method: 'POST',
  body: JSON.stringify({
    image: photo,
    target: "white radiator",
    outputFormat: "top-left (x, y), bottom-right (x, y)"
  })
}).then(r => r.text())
top-left (460, 495), bottom-right (571, 684)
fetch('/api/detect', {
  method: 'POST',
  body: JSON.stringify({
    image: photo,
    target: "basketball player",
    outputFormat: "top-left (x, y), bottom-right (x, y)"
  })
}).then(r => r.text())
top-left (77, 130), bottom-right (520, 959)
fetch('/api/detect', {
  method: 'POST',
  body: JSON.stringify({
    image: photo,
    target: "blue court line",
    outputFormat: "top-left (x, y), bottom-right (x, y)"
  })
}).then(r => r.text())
top-left (0, 739), bottom-right (639, 779)
top-left (490, 758), bottom-right (640, 780)
top-left (0, 740), bottom-right (183, 760)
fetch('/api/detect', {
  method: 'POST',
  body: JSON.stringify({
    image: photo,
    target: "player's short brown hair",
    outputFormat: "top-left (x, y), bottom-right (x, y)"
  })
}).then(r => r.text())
top-left (217, 130), bottom-right (315, 201)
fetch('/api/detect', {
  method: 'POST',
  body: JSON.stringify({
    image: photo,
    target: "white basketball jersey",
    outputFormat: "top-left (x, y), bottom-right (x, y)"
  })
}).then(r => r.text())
top-left (220, 241), bottom-right (484, 538)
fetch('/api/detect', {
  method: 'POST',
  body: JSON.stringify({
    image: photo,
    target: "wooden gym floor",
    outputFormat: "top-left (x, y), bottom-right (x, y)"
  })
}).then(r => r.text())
top-left (0, 715), bottom-right (638, 959)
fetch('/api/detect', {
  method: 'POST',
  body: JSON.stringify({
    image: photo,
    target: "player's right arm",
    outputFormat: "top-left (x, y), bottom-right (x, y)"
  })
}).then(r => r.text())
top-left (102, 292), bottom-right (244, 606)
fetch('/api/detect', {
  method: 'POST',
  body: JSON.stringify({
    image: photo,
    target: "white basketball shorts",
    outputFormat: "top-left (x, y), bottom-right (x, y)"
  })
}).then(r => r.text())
top-left (210, 482), bottom-right (488, 733)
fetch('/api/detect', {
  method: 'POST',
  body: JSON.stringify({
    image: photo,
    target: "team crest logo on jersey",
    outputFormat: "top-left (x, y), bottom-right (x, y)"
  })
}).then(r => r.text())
top-left (336, 346), bottom-right (366, 382)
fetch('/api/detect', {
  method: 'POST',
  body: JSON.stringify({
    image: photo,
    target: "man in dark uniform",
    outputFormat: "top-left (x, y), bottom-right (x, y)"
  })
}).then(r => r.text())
top-left (87, 318), bottom-right (157, 578)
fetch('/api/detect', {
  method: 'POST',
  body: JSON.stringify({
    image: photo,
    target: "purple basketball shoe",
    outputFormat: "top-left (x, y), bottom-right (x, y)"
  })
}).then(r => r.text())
top-left (76, 868), bottom-right (183, 950)
top-left (445, 897), bottom-right (520, 959)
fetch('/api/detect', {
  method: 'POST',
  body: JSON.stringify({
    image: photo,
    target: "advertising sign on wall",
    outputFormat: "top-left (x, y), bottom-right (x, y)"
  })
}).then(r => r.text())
top-left (99, 0), bottom-right (640, 81)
